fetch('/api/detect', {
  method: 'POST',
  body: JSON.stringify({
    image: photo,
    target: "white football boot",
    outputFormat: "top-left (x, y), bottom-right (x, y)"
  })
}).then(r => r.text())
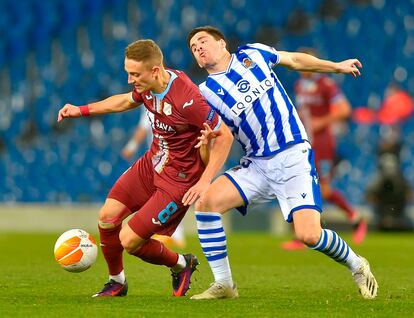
top-left (352, 256), bottom-right (378, 299)
top-left (191, 281), bottom-right (239, 300)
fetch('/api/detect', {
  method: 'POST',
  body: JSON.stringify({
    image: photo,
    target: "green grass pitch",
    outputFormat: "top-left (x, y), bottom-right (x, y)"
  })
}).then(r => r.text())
top-left (0, 232), bottom-right (413, 317)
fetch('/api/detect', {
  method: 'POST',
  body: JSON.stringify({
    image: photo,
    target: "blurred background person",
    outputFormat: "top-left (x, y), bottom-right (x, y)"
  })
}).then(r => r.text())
top-left (353, 82), bottom-right (414, 126)
top-left (366, 125), bottom-right (413, 232)
top-left (122, 107), bottom-right (186, 249)
top-left (121, 107), bottom-right (153, 161)
top-left (282, 48), bottom-right (367, 250)
top-left (377, 83), bottom-right (414, 125)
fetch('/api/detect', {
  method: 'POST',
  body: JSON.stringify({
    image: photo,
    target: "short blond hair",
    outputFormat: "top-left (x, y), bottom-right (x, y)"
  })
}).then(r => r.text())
top-left (125, 39), bottom-right (163, 68)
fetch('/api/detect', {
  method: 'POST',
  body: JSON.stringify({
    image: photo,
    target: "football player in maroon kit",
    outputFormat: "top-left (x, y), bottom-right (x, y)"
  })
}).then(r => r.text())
top-left (282, 48), bottom-right (367, 250)
top-left (57, 39), bottom-right (233, 297)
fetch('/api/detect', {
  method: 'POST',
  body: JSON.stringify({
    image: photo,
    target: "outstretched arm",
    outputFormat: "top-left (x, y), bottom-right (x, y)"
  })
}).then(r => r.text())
top-left (278, 51), bottom-right (362, 77)
top-left (57, 92), bottom-right (139, 122)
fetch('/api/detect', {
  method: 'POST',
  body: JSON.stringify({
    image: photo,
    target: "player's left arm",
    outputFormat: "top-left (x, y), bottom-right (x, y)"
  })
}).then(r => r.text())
top-left (179, 86), bottom-right (233, 206)
top-left (199, 120), bottom-right (232, 182)
top-left (198, 136), bottom-right (211, 166)
top-left (278, 51), bottom-right (362, 77)
top-left (182, 120), bottom-right (233, 206)
top-left (195, 121), bottom-right (220, 165)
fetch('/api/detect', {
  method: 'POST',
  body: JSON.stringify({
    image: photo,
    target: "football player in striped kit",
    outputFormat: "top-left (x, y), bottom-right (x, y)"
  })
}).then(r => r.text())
top-left (186, 26), bottom-right (378, 300)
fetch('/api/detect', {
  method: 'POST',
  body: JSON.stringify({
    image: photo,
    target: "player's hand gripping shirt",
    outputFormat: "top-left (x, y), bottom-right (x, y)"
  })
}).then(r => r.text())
top-left (131, 69), bottom-right (220, 187)
top-left (199, 43), bottom-right (308, 158)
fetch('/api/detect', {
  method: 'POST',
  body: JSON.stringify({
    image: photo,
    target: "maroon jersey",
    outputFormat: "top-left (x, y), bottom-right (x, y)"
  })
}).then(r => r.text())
top-left (131, 69), bottom-right (220, 188)
top-left (294, 75), bottom-right (343, 161)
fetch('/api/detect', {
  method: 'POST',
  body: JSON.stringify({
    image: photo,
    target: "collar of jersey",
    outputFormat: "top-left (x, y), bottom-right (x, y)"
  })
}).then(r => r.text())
top-left (209, 54), bottom-right (235, 76)
top-left (151, 70), bottom-right (177, 100)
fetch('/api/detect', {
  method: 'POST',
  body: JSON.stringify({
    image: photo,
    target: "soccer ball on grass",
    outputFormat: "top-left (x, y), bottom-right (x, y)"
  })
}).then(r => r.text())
top-left (54, 229), bottom-right (98, 272)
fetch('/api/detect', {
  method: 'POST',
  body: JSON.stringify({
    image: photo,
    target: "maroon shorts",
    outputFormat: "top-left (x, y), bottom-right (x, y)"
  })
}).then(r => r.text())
top-left (108, 152), bottom-right (190, 239)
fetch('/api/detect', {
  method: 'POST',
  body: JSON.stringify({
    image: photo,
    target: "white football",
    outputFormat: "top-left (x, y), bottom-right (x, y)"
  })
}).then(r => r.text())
top-left (54, 229), bottom-right (98, 273)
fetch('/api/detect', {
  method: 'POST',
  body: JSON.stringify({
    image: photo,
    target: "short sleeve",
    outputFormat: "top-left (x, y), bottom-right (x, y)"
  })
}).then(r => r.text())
top-left (131, 89), bottom-right (143, 104)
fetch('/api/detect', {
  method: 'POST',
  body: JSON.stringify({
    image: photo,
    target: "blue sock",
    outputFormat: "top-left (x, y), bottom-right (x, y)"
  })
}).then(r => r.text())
top-left (309, 229), bottom-right (361, 272)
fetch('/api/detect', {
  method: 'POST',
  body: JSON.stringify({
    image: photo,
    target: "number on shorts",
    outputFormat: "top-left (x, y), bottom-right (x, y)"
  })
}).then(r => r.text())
top-left (157, 202), bottom-right (178, 224)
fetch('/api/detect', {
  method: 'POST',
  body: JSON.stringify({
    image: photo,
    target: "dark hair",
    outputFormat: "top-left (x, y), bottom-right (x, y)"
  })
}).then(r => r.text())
top-left (187, 26), bottom-right (227, 48)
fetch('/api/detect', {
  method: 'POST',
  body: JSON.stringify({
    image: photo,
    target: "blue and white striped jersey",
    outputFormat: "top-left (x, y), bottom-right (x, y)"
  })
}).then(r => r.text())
top-left (199, 43), bottom-right (308, 157)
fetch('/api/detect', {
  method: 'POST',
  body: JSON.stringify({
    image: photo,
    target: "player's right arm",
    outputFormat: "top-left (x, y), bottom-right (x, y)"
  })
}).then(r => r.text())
top-left (245, 43), bottom-right (361, 77)
top-left (57, 92), bottom-right (139, 122)
top-left (278, 51), bottom-right (362, 77)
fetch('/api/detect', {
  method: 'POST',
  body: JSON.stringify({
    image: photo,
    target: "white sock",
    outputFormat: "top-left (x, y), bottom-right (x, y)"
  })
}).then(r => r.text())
top-left (209, 257), bottom-right (233, 286)
top-left (109, 270), bottom-right (125, 284)
top-left (171, 223), bottom-right (185, 242)
top-left (195, 211), bottom-right (233, 287)
top-left (171, 254), bottom-right (187, 272)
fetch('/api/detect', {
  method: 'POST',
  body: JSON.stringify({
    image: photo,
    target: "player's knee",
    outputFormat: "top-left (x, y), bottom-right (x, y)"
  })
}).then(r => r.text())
top-left (194, 200), bottom-right (204, 211)
top-left (98, 207), bottom-right (122, 229)
top-left (120, 240), bottom-right (135, 254)
top-left (295, 230), bottom-right (321, 246)
top-left (119, 229), bottom-right (143, 254)
top-left (98, 220), bottom-right (116, 229)
top-left (195, 193), bottom-right (215, 211)
top-left (120, 235), bottom-right (139, 254)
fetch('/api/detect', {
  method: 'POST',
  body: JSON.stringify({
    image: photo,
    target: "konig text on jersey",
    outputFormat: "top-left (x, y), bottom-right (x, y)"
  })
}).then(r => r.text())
top-left (230, 78), bottom-right (274, 116)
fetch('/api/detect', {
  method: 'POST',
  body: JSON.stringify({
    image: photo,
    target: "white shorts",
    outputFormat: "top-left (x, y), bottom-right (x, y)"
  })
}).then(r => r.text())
top-left (224, 141), bottom-right (322, 222)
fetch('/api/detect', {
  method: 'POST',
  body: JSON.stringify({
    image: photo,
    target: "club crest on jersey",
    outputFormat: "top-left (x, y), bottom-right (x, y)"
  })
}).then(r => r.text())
top-left (163, 102), bottom-right (172, 115)
top-left (217, 88), bottom-right (225, 95)
top-left (242, 57), bottom-right (257, 69)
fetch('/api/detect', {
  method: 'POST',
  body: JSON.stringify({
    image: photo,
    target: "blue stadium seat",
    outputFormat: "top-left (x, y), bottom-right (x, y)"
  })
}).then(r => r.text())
top-left (1, 1), bottom-right (413, 205)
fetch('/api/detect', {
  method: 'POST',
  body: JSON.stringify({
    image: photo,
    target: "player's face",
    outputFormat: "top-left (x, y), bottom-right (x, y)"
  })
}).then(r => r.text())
top-left (189, 31), bottom-right (225, 69)
top-left (125, 58), bottom-right (158, 93)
